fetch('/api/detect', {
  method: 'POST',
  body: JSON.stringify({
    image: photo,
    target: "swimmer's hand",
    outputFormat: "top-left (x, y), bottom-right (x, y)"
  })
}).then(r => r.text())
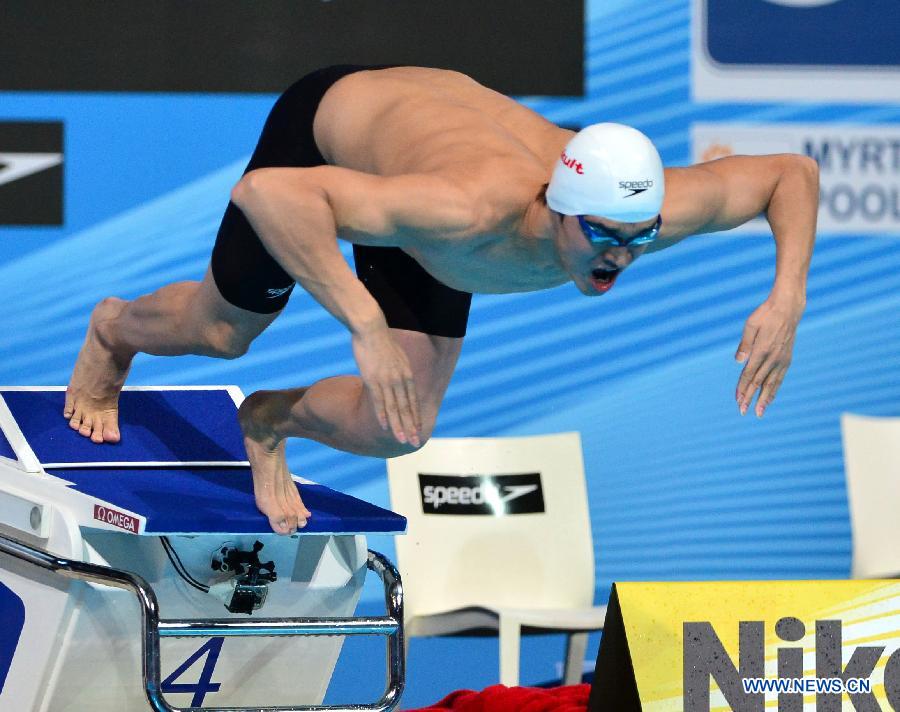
top-left (734, 293), bottom-right (805, 418)
top-left (352, 322), bottom-right (421, 447)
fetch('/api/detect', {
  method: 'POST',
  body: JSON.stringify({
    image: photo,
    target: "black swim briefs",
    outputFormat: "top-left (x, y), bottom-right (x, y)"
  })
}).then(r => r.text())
top-left (210, 65), bottom-right (473, 338)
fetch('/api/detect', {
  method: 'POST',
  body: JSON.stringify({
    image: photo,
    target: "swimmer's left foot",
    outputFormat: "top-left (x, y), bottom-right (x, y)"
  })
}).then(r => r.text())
top-left (238, 391), bottom-right (312, 535)
top-left (64, 298), bottom-right (134, 444)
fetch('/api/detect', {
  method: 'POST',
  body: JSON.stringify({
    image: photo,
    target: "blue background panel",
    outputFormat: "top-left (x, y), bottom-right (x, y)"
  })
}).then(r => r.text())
top-left (706, 0), bottom-right (900, 67)
top-left (2, 390), bottom-right (247, 464)
top-left (52, 467), bottom-right (406, 534)
top-left (0, 581), bottom-right (25, 694)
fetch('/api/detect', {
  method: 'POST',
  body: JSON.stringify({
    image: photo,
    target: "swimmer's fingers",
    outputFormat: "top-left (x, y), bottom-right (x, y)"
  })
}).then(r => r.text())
top-left (382, 341), bottom-right (418, 445)
top-left (381, 359), bottom-right (417, 445)
top-left (734, 319), bottom-right (760, 382)
top-left (368, 382), bottom-right (389, 431)
top-left (406, 375), bottom-right (422, 434)
top-left (748, 350), bottom-right (786, 415)
top-left (736, 348), bottom-right (768, 415)
top-left (369, 382), bottom-right (408, 443)
top-left (381, 379), bottom-right (414, 445)
top-left (756, 366), bottom-right (787, 417)
top-left (351, 324), bottom-right (419, 444)
top-left (351, 326), bottom-right (396, 433)
top-left (382, 384), bottom-right (405, 444)
top-left (755, 347), bottom-right (793, 417)
top-left (369, 366), bottom-right (414, 445)
top-left (735, 298), bottom-right (800, 415)
top-left (734, 316), bottom-right (762, 413)
top-left (392, 378), bottom-right (421, 448)
top-left (738, 337), bottom-right (790, 415)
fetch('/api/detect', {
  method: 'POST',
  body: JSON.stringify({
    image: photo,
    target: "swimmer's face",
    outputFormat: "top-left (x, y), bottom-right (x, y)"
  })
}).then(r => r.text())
top-left (553, 214), bottom-right (656, 296)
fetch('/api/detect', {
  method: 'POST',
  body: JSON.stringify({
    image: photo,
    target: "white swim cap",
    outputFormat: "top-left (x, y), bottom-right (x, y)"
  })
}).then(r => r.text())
top-left (546, 123), bottom-right (664, 222)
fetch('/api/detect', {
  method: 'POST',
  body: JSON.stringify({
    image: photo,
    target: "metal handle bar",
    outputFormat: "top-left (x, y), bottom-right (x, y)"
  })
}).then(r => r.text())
top-left (0, 533), bottom-right (404, 712)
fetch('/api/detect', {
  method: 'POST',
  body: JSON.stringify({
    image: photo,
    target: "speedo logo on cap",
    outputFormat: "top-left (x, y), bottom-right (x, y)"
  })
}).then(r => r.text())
top-left (418, 473), bottom-right (545, 516)
top-left (619, 179), bottom-right (654, 197)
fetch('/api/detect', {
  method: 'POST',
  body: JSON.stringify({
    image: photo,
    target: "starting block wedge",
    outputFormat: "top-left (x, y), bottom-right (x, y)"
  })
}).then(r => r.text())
top-left (0, 386), bottom-right (406, 712)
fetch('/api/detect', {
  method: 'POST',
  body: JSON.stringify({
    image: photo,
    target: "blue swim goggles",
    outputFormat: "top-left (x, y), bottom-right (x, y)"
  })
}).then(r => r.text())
top-left (577, 214), bottom-right (662, 247)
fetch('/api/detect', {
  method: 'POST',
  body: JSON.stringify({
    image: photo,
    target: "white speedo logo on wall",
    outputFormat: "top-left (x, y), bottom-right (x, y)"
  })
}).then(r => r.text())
top-left (418, 473), bottom-right (545, 515)
top-left (692, 123), bottom-right (900, 234)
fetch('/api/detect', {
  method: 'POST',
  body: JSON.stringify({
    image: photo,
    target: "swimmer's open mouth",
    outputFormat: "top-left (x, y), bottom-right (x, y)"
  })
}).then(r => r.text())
top-left (590, 267), bottom-right (620, 294)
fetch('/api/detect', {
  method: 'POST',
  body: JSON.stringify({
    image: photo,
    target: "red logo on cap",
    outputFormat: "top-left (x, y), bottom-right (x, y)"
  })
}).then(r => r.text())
top-left (560, 151), bottom-right (584, 175)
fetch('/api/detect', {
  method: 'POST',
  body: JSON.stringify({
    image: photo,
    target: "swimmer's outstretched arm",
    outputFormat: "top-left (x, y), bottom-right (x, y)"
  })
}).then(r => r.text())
top-left (231, 166), bottom-right (478, 445)
top-left (652, 153), bottom-right (820, 417)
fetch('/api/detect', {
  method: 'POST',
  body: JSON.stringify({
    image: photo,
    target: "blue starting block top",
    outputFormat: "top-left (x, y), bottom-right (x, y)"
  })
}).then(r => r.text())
top-left (2, 388), bottom-right (247, 466)
top-left (0, 387), bottom-right (406, 535)
top-left (54, 467), bottom-right (403, 535)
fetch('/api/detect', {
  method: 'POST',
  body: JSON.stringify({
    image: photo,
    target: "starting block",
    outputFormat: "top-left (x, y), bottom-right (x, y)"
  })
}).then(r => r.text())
top-left (0, 386), bottom-right (406, 712)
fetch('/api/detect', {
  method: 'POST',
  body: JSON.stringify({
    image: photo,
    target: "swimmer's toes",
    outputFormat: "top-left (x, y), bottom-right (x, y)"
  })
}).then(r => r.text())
top-left (102, 415), bottom-right (121, 443)
top-left (68, 412), bottom-right (82, 431)
top-left (264, 513), bottom-right (287, 534)
top-left (255, 494), bottom-right (295, 536)
top-left (291, 499), bottom-right (309, 528)
top-left (277, 488), bottom-right (300, 533)
top-left (283, 479), bottom-right (307, 519)
top-left (292, 488), bottom-right (312, 522)
top-left (273, 512), bottom-right (297, 535)
top-left (63, 392), bottom-right (74, 418)
top-left (79, 417), bottom-right (93, 438)
top-left (75, 411), bottom-right (92, 436)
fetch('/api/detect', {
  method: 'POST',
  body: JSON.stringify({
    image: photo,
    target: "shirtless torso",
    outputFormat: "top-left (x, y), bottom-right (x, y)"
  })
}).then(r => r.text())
top-left (314, 67), bottom-right (573, 293)
top-left (64, 66), bottom-right (818, 535)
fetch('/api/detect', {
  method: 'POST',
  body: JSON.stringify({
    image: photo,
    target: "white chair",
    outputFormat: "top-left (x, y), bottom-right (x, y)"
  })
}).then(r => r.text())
top-left (386, 432), bottom-right (606, 687)
top-left (840, 413), bottom-right (900, 579)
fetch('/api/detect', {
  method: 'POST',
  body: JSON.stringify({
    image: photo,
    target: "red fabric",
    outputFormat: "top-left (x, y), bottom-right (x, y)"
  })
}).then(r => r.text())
top-left (407, 684), bottom-right (590, 712)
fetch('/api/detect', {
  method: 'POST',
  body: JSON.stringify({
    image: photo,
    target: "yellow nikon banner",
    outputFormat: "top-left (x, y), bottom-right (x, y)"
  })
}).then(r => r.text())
top-left (589, 581), bottom-right (900, 712)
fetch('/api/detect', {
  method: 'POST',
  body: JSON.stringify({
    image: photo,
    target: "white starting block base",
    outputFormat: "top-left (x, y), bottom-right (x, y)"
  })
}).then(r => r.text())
top-left (0, 387), bottom-right (406, 711)
top-left (3, 530), bottom-right (367, 710)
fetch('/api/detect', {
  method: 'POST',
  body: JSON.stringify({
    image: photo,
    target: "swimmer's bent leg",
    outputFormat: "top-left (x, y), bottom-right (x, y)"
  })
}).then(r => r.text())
top-left (64, 70), bottom-right (340, 440)
top-left (236, 330), bottom-right (460, 535)
top-left (239, 329), bottom-right (462, 462)
top-left (82, 267), bottom-right (280, 362)
top-left (65, 268), bottom-right (280, 444)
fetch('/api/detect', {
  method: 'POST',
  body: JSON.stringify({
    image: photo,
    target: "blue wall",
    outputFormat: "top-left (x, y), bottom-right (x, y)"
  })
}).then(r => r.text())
top-left (3, 0), bottom-right (899, 707)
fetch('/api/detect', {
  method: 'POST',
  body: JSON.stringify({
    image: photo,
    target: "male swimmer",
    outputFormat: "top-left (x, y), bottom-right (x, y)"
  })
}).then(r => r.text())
top-left (64, 66), bottom-right (818, 535)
